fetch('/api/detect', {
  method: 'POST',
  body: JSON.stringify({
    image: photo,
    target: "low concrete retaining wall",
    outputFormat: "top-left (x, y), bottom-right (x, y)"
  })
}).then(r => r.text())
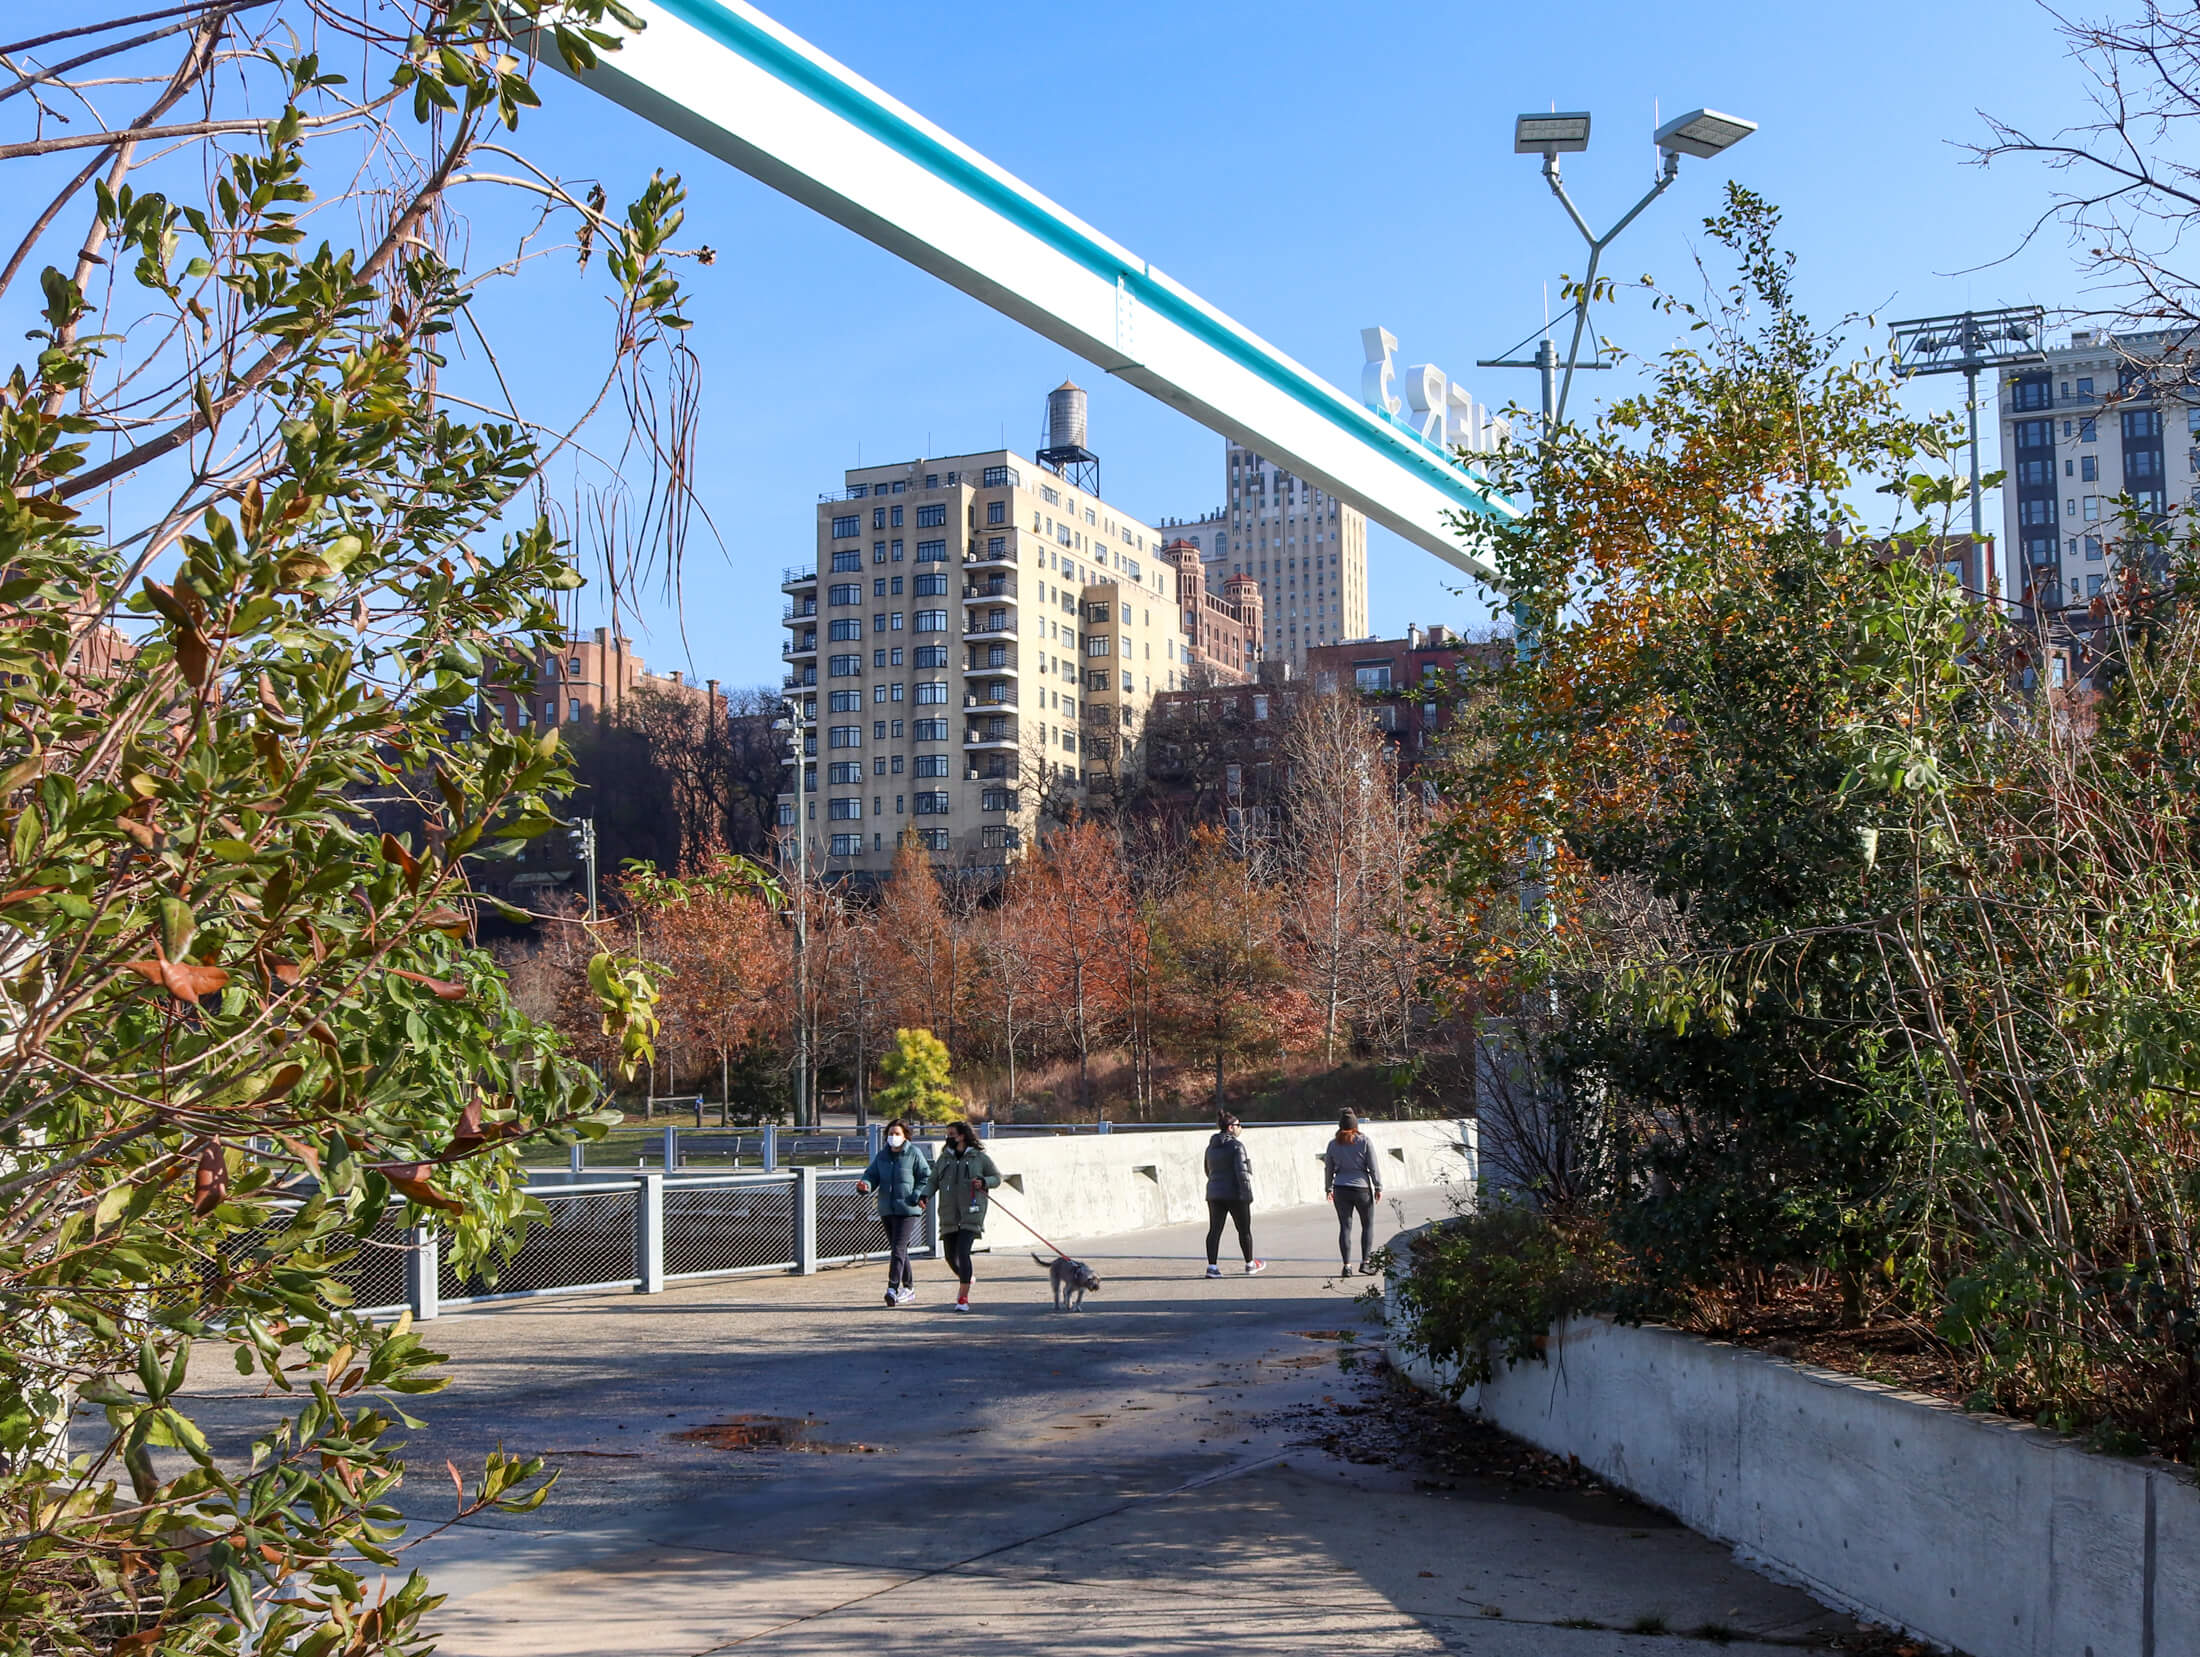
top-left (1384, 1222), bottom-right (2199, 1657)
top-left (981, 1121), bottom-right (1475, 1246)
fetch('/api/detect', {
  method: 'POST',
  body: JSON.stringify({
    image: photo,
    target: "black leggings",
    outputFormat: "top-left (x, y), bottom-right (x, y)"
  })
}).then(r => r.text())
top-left (1205, 1197), bottom-right (1253, 1265)
top-left (880, 1213), bottom-right (919, 1289)
top-left (942, 1228), bottom-right (976, 1286)
top-left (1333, 1187), bottom-right (1376, 1264)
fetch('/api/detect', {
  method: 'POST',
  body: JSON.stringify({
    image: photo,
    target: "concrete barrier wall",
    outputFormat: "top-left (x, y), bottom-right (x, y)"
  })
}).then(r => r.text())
top-left (973, 1121), bottom-right (1475, 1247)
top-left (1384, 1222), bottom-right (2200, 1657)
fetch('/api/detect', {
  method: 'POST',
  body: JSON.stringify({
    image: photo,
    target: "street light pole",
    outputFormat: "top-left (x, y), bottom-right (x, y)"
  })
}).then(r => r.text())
top-left (570, 817), bottom-right (598, 923)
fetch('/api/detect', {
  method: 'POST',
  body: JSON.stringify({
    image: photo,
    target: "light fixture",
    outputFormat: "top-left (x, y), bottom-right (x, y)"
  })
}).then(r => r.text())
top-left (1514, 112), bottom-right (1591, 155)
top-left (1653, 108), bottom-right (1757, 159)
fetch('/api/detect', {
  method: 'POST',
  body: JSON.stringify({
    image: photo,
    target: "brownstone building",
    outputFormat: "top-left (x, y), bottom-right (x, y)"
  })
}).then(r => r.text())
top-left (481, 626), bottom-right (719, 734)
top-left (1306, 624), bottom-right (1505, 773)
top-left (1159, 539), bottom-right (1262, 683)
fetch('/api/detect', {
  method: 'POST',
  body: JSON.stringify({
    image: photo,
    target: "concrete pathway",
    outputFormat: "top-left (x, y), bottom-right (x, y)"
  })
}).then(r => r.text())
top-left (186, 1190), bottom-right (1863, 1655)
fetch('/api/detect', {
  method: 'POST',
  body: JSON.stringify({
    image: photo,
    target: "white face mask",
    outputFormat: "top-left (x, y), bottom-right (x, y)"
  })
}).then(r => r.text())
top-left (886, 1133), bottom-right (905, 1149)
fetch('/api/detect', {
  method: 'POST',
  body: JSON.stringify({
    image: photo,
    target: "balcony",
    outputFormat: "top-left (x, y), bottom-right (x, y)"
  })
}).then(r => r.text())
top-left (964, 724), bottom-right (1018, 751)
top-left (964, 618), bottom-right (1016, 643)
top-left (963, 542), bottom-right (1015, 569)
top-left (963, 576), bottom-right (1017, 601)
top-left (963, 688), bottom-right (1017, 709)
top-left (781, 638), bottom-right (817, 660)
top-left (781, 668), bottom-right (816, 690)
top-left (781, 601), bottom-right (816, 623)
top-left (781, 565), bottom-right (818, 590)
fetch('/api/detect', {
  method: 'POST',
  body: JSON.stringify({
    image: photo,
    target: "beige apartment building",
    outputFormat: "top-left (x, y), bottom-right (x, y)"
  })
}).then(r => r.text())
top-left (779, 441), bottom-right (1196, 876)
top-left (1159, 439), bottom-right (1368, 672)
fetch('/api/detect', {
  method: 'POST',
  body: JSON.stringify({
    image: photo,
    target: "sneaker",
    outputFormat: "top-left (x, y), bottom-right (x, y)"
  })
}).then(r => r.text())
top-left (1360, 1261), bottom-right (1380, 1277)
top-left (883, 1289), bottom-right (897, 1307)
top-left (955, 1291), bottom-right (971, 1311)
top-left (897, 1287), bottom-right (916, 1305)
top-left (1244, 1259), bottom-right (1267, 1276)
top-left (1204, 1264), bottom-right (1223, 1279)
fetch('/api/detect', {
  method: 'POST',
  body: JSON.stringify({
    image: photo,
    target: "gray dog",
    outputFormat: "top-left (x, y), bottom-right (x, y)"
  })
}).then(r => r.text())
top-left (1035, 1252), bottom-right (1100, 1310)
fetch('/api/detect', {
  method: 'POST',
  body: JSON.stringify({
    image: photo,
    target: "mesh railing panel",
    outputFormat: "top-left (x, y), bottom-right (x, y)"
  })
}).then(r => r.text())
top-left (327, 1211), bottom-right (411, 1315)
top-left (441, 1186), bottom-right (640, 1302)
top-left (816, 1173), bottom-right (890, 1263)
top-left (663, 1177), bottom-right (798, 1278)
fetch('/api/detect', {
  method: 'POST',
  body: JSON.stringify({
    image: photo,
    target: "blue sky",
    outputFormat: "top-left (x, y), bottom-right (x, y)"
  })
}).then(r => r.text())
top-left (9, 0), bottom-right (2100, 684)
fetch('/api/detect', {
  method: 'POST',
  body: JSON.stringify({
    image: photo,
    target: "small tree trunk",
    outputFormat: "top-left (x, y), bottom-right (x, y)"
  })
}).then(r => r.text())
top-left (720, 1045), bottom-right (730, 1127)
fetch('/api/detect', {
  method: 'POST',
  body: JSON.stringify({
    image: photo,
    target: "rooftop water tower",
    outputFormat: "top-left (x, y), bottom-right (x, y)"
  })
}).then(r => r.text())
top-left (1037, 380), bottom-right (1100, 494)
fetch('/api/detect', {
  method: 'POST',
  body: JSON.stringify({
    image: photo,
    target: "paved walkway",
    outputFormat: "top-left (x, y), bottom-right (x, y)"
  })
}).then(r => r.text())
top-left (188, 1191), bottom-right (1861, 1654)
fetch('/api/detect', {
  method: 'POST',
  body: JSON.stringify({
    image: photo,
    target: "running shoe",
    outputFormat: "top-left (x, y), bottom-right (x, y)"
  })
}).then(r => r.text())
top-left (896, 1287), bottom-right (916, 1305)
top-left (1245, 1259), bottom-right (1267, 1276)
top-left (1204, 1264), bottom-right (1223, 1279)
top-left (1360, 1261), bottom-right (1380, 1276)
top-left (954, 1294), bottom-right (971, 1312)
top-left (883, 1289), bottom-right (897, 1307)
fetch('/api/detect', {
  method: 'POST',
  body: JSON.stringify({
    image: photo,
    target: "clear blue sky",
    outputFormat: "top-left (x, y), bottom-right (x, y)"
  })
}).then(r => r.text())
top-left (11, 0), bottom-right (2099, 685)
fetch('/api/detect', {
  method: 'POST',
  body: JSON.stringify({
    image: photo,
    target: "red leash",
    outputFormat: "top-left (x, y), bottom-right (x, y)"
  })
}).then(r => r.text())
top-left (986, 1192), bottom-right (1069, 1260)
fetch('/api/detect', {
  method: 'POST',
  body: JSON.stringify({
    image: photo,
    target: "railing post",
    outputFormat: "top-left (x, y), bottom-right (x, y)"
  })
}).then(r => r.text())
top-left (1096, 1118), bottom-right (1112, 1135)
top-left (762, 1123), bottom-right (779, 1172)
top-left (568, 1140), bottom-right (585, 1178)
top-left (661, 1124), bottom-right (679, 1172)
top-left (793, 1166), bottom-right (818, 1275)
top-left (865, 1122), bottom-right (882, 1159)
top-left (979, 1121), bottom-right (995, 1141)
top-left (637, 1172), bottom-right (665, 1293)
top-left (923, 1188), bottom-right (941, 1258)
top-left (406, 1224), bottom-right (441, 1321)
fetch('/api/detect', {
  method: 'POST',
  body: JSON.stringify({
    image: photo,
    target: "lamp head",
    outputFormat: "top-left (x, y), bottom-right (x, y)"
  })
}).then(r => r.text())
top-left (1654, 108), bottom-right (1757, 160)
top-left (1515, 112), bottom-right (1591, 156)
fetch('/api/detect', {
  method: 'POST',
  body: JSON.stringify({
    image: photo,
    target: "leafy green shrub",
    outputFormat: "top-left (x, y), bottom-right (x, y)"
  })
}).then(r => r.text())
top-left (876, 1028), bottom-right (963, 1122)
top-left (1385, 1206), bottom-right (1625, 1397)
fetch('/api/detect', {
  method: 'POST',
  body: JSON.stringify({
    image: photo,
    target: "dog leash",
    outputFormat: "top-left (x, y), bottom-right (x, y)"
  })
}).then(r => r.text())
top-left (986, 1193), bottom-right (1070, 1260)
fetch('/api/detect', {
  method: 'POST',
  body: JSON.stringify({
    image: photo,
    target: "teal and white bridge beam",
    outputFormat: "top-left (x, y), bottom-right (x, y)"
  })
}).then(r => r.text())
top-left (526, 0), bottom-right (1517, 583)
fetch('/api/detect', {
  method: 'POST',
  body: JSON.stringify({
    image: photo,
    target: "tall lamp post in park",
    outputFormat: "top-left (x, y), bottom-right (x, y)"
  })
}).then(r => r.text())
top-left (1481, 107), bottom-right (1759, 441)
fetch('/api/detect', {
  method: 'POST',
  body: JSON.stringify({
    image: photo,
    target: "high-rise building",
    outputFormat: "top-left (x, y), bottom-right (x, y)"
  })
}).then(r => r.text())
top-left (1999, 327), bottom-right (2194, 614)
top-left (1161, 441), bottom-right (1369, 670)
top-left (779, 416), bottom-right (1198, 876)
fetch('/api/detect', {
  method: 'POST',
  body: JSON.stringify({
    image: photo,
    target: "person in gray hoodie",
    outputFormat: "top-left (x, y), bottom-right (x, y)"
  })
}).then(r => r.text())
top-left (1203, 1113), bottom-right (1265, 1278)
top-left (1323, 1110), bottom-right (1383, 1275)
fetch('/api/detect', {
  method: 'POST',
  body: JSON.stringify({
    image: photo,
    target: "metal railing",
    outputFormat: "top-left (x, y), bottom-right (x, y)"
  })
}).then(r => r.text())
top-left (328, 1165), bottom-right (915, 1321)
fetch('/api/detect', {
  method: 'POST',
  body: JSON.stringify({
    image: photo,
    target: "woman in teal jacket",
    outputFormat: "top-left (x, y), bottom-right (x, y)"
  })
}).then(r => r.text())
top-left (922, 1121), bottom-right (1002, 1311)
top-left (856, 1119), bottom-right (931, 1306)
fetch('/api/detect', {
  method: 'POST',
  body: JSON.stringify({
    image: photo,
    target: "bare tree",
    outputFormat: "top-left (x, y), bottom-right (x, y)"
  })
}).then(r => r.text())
top-left (1975, 5), bottom-right (2200, 379)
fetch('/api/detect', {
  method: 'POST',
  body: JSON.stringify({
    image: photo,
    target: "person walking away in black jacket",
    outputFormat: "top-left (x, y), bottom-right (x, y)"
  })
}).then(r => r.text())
top-left (922, 1121), bottom-right (1002, 1311)
top-left (855, 1119), bottom-right (931, 1306)
top-left (1203, 1113), bottom-right (1264, 1278)
top-left (1323, 1110), bottom-right (1384, 1275)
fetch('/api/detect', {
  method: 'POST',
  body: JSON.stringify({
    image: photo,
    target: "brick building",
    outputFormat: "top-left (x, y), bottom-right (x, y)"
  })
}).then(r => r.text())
top-left (1306, 624), bottom-right (1505, 773)
top-left (1158, 538), bottom-right (1261, 682)
top-left (481, 626), bottom-right (719, 734)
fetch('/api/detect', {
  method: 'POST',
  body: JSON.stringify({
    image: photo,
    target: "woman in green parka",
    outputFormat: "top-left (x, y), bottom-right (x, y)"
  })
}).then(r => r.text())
top-left (923, 1120), bottom-right (1003, 1311)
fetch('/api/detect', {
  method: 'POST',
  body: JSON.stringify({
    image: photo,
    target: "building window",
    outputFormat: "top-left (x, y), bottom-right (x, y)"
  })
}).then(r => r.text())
top-left (982, 788), bottom-right (1018, 812)
top-left (2079, 416), bottom-right (2098, 442)
top-left (982, 465), bottom-right (1019, 488)
top-left (777, 802), bottom-right (796, 827)
top-left (914, 790), bottom-right (951, 815)
top-left (914, 572), bottom-right (948, 596)
top-left (1062, 732), bottom-right (1077, 753)
top-left (2087, 573), bottom-right (2106, 596)
top-left (913, 827), bottom-right (947, 851)
top-left (832, 514), bottom-right (860, 539)
top-left (831, 550), bottom-right (861, 572)
top-left (828, 583), bottom-right (861, 606)
top-left (2081, 454), bottom-right (2098, 482)
top-left (915, 610), bottom-right (948, 632)
top-left (988, 536), bottom-right (1007, 556)
top-left (873, 507), bottom-right (888, 530)
top-left (828, 725), bottom-right (861, 748)
top-left (914, 753), bottom-right (950, 777)
top-left (1085, 635), bottom-right (1111, 656)
top-left (913, 644), bottom-right (949, 668)
top-left (916, 503), bottom-right (946, 527)
top-left (1354, 663), bottom-right (1392, 690)
top-left (829, 618), bottom-right (861, 641)
top-left (829, 654), bottom-right (862, 676)
top-left (916, 539), bottom-right (948, 562)
top-left (913, 718), bottom-right (948, 741)
top-left (2124, 408), bottom-right (2164, 440)
top-left (828, 761), bottom-right (862, 783)
top-left (2082, 497), bottom-right (2101, 522)
top-left (2085, 536), bottom-right (2104, 561)
top-left (829, 833), bottom-right (863, 857)
top-left (828, 797), bottom-right (862, 820)
top-left (915, 681), bottom-right (949, 704)
top-left (889, 505), bottom-right (903, 527)
top-left (829, 689), bottom-right (861, 712)
top-left (873, 720), bottom-right (887, 739)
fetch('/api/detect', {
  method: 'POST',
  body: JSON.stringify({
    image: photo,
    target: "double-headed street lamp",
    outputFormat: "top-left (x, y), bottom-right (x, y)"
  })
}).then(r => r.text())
top-left (1482, 106), bottom-right (1758, 436)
